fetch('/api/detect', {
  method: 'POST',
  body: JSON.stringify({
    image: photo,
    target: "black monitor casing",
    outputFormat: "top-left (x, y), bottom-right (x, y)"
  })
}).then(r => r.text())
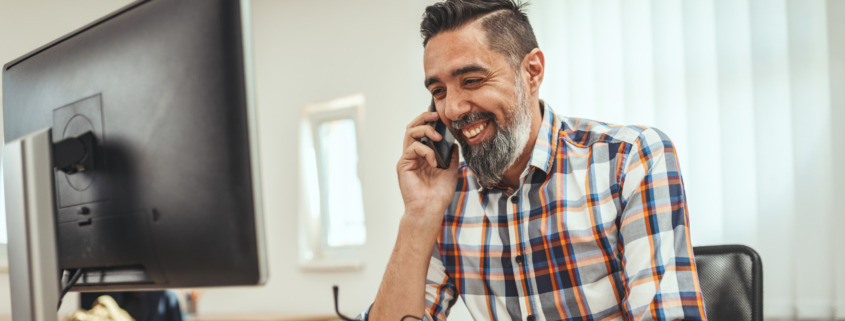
top-left (3, 0), bottom-right (266, 291)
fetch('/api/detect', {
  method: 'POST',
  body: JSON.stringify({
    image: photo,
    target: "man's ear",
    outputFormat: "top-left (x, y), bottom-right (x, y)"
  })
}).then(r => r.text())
top-left (522, 48), bottom-right (545, 95)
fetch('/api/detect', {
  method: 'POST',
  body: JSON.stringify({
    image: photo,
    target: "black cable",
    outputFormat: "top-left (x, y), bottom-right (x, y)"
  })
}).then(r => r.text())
top-left (333, 285), bottom-right (358, 321)
top-left (57, 269), bottom-right (83, 310)
top-left (333, 285), bottom-right (423, 321)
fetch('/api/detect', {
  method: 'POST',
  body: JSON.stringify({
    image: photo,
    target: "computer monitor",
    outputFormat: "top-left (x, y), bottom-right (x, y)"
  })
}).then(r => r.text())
top-left (3, 0), bottom-right (265, 298)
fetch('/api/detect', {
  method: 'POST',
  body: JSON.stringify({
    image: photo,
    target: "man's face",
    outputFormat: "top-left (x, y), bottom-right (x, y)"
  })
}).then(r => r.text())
top-left (423, 20), bottom-right (532, 186)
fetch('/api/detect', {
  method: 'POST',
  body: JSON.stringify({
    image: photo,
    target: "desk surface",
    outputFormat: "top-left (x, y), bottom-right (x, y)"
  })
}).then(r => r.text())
top-left (186, 314), bottom-right (340, 321)
top-left (0, 314), bottom-right (340, 321)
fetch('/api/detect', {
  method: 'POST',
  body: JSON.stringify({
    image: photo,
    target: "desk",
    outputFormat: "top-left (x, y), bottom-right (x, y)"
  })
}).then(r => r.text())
top-left (187, 314), bottom-right (340, 321)
top-left (0, 314), bottom-right (340, 321)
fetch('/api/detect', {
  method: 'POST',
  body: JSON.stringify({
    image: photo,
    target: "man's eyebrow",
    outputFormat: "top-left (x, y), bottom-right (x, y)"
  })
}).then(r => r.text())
top-left (424, 76), bottom-right (441, 88)
top-left (452, 65), bottom-right (488, 77)
top-left (425, 64), bottom-right (490, 88)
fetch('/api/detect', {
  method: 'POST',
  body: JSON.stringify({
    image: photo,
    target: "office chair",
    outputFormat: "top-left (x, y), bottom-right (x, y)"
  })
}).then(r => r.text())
top-left (693, 244), bottom-right (763, 321)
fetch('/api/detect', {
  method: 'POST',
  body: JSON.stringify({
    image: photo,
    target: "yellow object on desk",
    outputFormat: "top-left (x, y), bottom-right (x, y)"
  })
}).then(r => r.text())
top-left (68, 295), bottom-right (134, 321)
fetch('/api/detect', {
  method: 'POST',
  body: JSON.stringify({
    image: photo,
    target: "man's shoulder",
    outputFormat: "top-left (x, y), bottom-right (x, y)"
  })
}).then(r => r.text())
top-left (558, 116), bottom-right (669, 149)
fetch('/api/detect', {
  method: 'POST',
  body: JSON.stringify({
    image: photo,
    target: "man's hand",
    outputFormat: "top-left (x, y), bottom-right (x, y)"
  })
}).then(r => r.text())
top-left (370, 110), bottom-right (460, 321)
top-left (397, 111), bottom-right (460, 221)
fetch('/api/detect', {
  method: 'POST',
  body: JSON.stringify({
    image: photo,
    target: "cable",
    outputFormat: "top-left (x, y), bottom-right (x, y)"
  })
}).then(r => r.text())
top-left (333, 285), bottom-right (357, 321)
top-left (333, 285), bottom-right (423, 321)
top-left (57, 269), bottom-right (83, 310)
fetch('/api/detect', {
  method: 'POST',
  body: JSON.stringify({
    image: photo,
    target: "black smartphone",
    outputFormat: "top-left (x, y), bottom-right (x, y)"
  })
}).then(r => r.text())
top-left (419, 99), bottom-right (455, 169)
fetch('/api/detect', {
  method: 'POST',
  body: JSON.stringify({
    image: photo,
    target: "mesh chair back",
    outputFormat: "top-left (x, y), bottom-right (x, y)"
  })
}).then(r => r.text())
top-left (693, 244), bottom-right (763, 321)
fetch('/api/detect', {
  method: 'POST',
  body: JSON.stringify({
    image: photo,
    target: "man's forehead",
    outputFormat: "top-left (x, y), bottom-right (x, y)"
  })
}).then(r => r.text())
top-left (423, 22), bottom-right (503, 83)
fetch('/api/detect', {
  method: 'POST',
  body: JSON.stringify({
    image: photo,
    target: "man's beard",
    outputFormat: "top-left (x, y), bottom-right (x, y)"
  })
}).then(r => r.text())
top-left (451, 75), bottom-right (532, 187)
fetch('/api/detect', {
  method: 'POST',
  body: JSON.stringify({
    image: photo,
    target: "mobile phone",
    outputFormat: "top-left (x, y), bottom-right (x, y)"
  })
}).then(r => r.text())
top-left (419, 99), bottom-right (455, 169)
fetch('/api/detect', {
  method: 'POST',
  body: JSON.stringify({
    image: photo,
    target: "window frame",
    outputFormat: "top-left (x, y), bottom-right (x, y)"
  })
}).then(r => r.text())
top-left (297, 94), bottom-right (366, 271)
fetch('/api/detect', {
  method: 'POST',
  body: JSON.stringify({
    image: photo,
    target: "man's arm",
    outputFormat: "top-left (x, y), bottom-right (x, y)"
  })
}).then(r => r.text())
top-left (368, 111), bottom-right (460, 321)
top-left (617, 128), bottom-right (707, 321)
top-left (369, 212), bottom-right (445, 320)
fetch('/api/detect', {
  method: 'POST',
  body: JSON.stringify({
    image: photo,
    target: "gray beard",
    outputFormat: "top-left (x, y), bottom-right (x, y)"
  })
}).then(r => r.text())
top-left (452, 76), bottom-right (533, 187)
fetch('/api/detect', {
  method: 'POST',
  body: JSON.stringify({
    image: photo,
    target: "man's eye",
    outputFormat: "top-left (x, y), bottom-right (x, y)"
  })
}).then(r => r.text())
top-left (431, 88), bottom-right (446, 98)
top-left (464, 78), bottom-right (483, 87)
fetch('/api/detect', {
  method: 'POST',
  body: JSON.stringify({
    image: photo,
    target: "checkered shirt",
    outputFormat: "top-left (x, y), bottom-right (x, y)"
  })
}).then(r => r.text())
top-left (419, 104), bottom-right (707, 320)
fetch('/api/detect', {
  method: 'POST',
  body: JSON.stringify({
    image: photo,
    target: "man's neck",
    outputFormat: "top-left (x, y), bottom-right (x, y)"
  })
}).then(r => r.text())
top-left (499, 100), bottom-right (544, 190)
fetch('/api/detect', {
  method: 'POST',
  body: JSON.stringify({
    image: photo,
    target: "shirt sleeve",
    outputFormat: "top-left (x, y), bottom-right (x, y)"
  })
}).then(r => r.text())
top-left (617, 127), bottom-right (707, 321)
top-left (422, 244), bottom-right (459, 320)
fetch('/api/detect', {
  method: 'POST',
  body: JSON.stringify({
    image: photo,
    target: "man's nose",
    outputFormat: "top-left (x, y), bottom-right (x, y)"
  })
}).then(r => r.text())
top-left (443, 93), bottom-right (471, 122)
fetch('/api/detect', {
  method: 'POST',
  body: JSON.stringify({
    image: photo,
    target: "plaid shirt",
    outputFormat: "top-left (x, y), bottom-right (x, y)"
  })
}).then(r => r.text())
top-left (421, 104), bottom-right (706, 320)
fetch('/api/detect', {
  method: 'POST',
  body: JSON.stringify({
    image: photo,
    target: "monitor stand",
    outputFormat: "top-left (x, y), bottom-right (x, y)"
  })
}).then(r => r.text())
top-left (3, 128), bottom-right (60, 321)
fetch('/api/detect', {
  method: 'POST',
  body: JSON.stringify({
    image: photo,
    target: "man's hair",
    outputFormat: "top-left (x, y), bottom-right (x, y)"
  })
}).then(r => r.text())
top-left (420, 0), bottom-right (538, 68)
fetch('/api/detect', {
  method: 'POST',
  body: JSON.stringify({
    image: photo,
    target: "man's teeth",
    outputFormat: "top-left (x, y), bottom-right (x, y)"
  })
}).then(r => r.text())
top-left (462, 123), bottom-right (486, 138)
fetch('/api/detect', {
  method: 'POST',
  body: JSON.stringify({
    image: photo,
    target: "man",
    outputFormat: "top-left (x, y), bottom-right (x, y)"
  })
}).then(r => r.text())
top-left (367, 0), bottom-right (706, 320)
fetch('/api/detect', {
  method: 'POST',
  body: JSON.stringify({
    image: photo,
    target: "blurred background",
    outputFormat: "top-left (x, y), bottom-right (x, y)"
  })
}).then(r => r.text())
top-left (0, 0), bottom-right (842, 320)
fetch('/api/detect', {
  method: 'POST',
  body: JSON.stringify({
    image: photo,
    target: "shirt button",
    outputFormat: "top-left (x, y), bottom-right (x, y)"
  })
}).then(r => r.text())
top-left (515, 254), bottom-right (524, 264)
top-left (527, 315), bottom-right (536, 321)
top-left (512, 196), bottom-right (520, 204)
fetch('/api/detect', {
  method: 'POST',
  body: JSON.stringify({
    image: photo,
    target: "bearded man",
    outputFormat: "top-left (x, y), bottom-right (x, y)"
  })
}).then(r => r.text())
top-left (366, 1), bottom-right (707, 320)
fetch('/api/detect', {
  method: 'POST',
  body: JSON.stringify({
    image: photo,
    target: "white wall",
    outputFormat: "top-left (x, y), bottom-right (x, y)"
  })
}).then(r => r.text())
top-left (197, 0), bottom-right (434, 316)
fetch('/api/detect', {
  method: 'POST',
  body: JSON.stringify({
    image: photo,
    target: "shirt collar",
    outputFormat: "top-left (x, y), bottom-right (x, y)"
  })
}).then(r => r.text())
top-left (527, 100), bottom-right (560, 176)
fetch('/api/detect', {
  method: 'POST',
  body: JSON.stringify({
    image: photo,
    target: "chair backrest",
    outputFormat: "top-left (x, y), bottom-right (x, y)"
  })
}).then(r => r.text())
top-left (693, 244), bottom-right (763, 321)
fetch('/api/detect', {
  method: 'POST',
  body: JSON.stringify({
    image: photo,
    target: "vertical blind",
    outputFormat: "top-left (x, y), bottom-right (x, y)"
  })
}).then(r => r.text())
top-left (527, 0), bottom-right (844, 319)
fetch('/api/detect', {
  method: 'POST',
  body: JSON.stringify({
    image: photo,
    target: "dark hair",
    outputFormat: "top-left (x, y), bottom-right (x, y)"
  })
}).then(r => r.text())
top-left (420, 0), bottom-right (538, 68)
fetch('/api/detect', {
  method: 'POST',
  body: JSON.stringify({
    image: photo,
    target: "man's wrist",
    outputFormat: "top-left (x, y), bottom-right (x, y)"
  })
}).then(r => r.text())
top-left (402, 206), bottom-right (446, 227)
top-left (395, 208), bottom-right (444, 253)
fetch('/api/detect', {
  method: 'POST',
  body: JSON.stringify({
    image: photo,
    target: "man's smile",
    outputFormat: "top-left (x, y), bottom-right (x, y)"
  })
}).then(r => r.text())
top-left (460, 119), bottom-right (489, 138)
top-left (457, 118), bottom-right (493, 144)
